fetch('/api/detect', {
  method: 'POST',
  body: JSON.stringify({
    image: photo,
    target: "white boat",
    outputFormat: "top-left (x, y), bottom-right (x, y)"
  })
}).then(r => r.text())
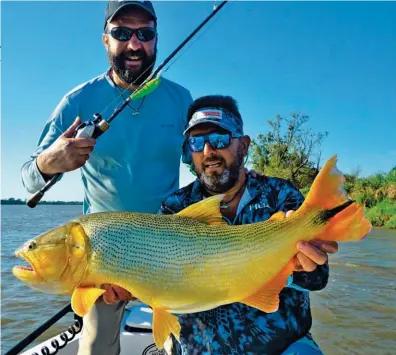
top-left (19, 302), bottom-right (165, 355)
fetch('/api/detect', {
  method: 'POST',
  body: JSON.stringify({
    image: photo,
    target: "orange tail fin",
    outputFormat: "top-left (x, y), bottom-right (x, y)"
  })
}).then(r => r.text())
top-left (301, 155), bottom-right (372, 242)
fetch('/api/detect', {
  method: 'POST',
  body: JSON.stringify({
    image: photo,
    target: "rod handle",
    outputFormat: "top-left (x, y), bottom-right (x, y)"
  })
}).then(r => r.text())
top-left (27, 190), bottom-right (45, 208)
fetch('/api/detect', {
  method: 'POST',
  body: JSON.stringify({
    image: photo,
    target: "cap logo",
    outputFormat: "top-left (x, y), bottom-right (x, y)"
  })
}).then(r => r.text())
top-left (202, 111), bottom-right (221, 117)
top-left (184, 107), bottom-right (243, 138)
top-left (190, 109), bottom-right (223, 125)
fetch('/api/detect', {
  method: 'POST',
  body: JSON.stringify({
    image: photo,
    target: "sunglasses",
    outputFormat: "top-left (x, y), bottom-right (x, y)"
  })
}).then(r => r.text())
top-left (188, 133), bottom-right (237, 152)
top-left (105, 26), bottom-right (157, 42)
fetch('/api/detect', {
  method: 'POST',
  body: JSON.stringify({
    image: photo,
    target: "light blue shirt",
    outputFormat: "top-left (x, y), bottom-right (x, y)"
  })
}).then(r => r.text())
top-left (21, 70), bottom-right (193, 214)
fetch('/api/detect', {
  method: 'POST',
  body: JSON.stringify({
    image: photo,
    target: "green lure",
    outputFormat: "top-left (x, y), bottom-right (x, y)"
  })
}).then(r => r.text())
top-left (129, 77), bottom-right (161, 101)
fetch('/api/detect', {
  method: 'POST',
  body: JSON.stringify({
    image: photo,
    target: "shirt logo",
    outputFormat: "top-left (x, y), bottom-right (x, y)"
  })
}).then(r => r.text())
top-left (249, 203), bottom-right (271, 211)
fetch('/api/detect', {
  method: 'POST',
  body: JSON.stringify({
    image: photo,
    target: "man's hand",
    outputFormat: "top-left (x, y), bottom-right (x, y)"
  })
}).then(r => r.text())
top-left (37, 117), bottom-right (96, 175)
top-left (101, 285), bottom-right (137, 305)
top-left (286, 210), bottom-right (339, 272)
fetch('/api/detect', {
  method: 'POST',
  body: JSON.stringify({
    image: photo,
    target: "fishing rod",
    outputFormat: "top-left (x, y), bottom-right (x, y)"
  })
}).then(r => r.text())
top-left (27, 0), bottom-right (228, 208)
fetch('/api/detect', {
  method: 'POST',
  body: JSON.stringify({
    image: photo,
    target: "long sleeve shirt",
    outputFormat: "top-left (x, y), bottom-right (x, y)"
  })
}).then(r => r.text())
top-left (21, 70), bottom-right (193, 214)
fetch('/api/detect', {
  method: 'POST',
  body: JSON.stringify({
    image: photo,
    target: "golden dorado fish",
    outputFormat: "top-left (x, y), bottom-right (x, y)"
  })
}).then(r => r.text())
top-left (13, 155), bottom-right (372, 349)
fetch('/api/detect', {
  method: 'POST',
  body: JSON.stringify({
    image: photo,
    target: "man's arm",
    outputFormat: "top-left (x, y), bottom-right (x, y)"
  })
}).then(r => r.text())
top-left (21, 111), bottom-right (66, 193)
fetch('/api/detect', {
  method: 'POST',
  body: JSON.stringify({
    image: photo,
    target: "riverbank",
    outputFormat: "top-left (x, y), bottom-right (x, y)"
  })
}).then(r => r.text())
top-left (365, 199), bottom-right (396, 229)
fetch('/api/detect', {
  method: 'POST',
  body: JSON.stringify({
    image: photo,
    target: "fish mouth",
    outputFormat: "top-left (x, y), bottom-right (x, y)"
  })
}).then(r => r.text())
top-left (13, 251), bottom-right (42, 283)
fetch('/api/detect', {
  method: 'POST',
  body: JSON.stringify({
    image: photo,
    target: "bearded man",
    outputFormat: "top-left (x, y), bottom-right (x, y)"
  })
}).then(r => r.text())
top-left (21, 2), bottom-right (192, 354)
top-left (157, 95), bottom-right (336, 355)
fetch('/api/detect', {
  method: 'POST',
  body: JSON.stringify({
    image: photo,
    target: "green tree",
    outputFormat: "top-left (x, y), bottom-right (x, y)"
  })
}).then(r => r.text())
top-left (344, 167), bottom-right (361, 194)
top-left (250, 113), bottom-right (328, 189)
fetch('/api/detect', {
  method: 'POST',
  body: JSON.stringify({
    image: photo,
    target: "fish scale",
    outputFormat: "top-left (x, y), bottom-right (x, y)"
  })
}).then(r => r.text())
top-left (76, 211), bottom-right (304, 311)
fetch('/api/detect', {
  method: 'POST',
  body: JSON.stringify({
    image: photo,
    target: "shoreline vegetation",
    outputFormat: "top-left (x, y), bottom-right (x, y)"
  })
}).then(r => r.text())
top-left (251, 113), bottom-right (396, 230)
top-left (300, 168), bottom-right (396, 230)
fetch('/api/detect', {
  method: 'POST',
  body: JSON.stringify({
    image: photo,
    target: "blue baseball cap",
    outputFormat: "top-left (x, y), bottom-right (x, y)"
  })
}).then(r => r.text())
top-left (105, 1), bottom-right (157, 28)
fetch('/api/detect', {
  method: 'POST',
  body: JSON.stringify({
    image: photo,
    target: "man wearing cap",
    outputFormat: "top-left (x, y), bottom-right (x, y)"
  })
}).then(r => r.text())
top-left (21, 1), bottom-right (192, 354)
top-left (106, 95), bottom-right (338, 354)
top-left (157, 95), bottom-right (336, 354)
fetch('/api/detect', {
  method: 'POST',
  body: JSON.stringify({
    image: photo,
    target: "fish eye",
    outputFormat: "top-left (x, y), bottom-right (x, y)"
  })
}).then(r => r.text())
top-left (28, 241), bottom-right (37, 250)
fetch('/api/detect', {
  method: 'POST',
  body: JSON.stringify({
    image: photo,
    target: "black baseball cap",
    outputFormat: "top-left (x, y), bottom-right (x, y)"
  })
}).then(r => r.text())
top-left (105, 1), bottom-right (157, 28)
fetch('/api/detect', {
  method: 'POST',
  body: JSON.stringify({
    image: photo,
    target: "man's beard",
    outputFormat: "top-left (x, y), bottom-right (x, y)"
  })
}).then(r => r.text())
top-left (197, 146), bottom-right (245, 193)
top-left (108, 47), bottom-right (156, 85)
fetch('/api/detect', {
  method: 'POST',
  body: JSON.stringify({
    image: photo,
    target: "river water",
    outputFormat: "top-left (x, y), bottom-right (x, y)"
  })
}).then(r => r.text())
top-left (1, 205), bottom-right (395, 354)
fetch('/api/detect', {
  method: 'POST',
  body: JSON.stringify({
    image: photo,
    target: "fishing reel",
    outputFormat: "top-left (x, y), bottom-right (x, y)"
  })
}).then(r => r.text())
top-left (74, 113), bottom-right (110, 139)
top-left (26, 114), bottom-right (110, 209)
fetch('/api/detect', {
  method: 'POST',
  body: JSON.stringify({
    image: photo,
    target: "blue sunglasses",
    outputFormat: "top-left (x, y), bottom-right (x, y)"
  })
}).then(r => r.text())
top-left (187, 133), bottom-right (238, 152)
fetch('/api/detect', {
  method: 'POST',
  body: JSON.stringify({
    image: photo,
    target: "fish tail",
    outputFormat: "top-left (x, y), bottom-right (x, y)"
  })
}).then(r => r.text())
top-left (301, 155), bottom-right (372, 241)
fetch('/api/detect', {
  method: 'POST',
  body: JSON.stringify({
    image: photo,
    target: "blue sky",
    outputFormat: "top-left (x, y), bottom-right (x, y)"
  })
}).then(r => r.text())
top-left (2, 1), bottom-right (396, 201)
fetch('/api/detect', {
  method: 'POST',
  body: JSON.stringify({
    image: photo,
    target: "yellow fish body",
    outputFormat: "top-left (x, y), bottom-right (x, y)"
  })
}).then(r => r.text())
top-left (13, 155), bottom-right (372, 348)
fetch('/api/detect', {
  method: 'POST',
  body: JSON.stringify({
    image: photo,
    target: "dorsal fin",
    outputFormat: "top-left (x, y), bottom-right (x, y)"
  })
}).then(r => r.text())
top-left (176, 194), bottom-right (227, 226)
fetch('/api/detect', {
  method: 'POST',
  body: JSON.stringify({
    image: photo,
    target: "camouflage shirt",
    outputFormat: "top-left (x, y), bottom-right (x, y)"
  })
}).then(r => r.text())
top-left (158, 172), bottom-right (328, 355)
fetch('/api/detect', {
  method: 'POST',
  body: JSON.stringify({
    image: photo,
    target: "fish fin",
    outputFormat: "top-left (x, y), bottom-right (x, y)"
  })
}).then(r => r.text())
top-left (176, 194), bottom-right (227, 226)
top-left (300, 155), bottom-right (372, 240)
top-left (71, 287), bottom-right (105, 317)
top-left (303, 155), bottom-right (347, 210)
top-left (240, 259), bottom-right (295, 313)
top-left (316, 202), bottom-right (372, 242)
top-left (268, 211), bottom-right (286, 221)
top-left (152, 308), bottom-right (181, 349)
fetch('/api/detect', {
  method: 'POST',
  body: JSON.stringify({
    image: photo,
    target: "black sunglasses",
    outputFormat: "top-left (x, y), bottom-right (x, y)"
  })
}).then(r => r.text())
top-left (105, 26), bottom-right (157, 42)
